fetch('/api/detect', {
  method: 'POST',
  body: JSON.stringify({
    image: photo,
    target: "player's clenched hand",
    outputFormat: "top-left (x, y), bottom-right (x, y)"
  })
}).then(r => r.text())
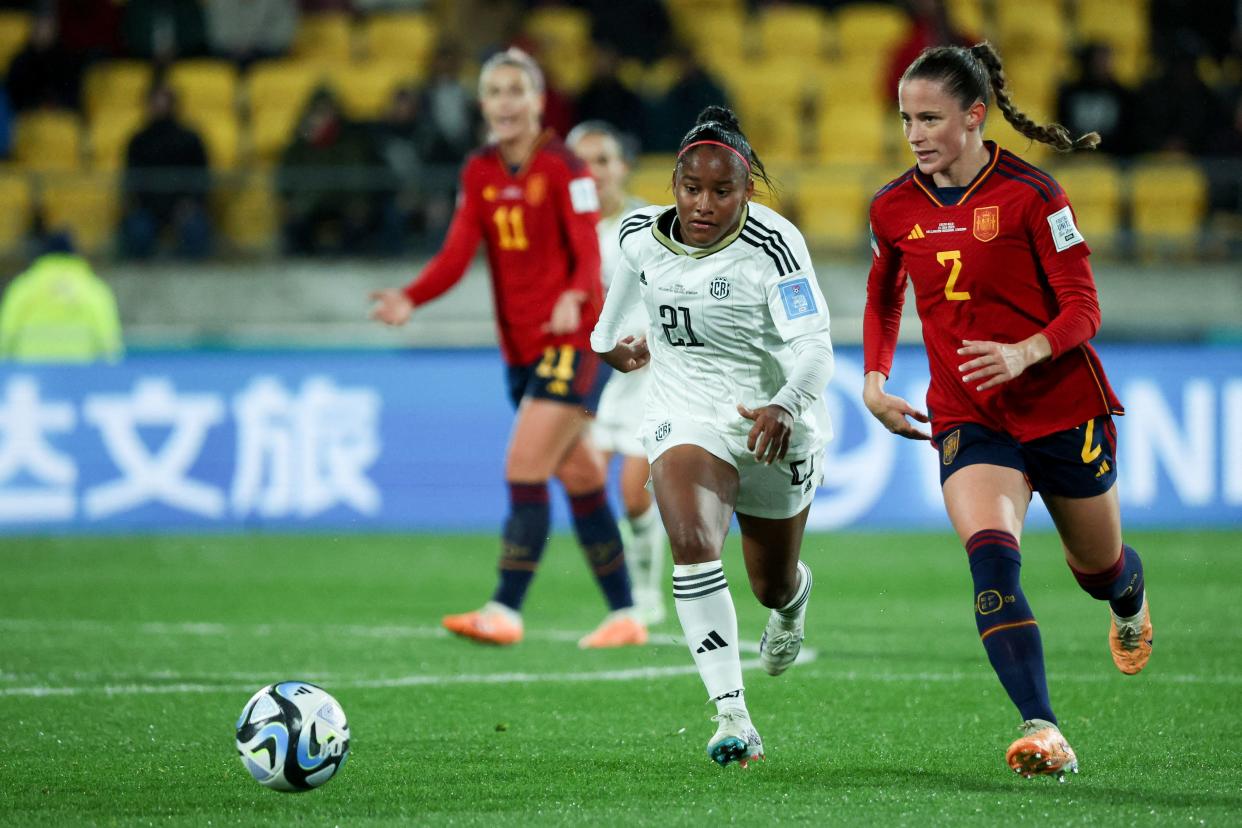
top-left (957, 335), bottom-right (1050, 391)
top-left (862, 372), bottom-right (931, 440)
top-left (543, 290), bottom-right (584, 334)
top-left (738, 403), bottom-right (793, 465)
top-left (369, 289), bottom-right (413, 326)
top-left (600, 336), bottom-right (650, 372)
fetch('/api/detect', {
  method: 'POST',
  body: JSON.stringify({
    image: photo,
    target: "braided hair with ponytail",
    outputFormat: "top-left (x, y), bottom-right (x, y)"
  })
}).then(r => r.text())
top-left (902, 42), bottom-right (1100, 153)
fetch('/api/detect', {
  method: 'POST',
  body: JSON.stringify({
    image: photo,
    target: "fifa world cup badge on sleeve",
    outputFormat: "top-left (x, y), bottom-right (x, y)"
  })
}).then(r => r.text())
top-left (1047, 205), bottom-right (1085, 252)
top-left (569, 177), bottom-right (600, 213)
top-left (778, 277), bottom-right (817, 320)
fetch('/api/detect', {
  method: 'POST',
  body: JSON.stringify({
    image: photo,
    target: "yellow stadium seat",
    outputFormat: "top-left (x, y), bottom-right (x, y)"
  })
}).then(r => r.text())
top-left (83, 61), bottom-right (153, 120)
top-left (683, 11), bottom-right (750, 77)
top-left (327, 61), bottom-right (419, 120)
top-left (522, 6), bottom-right (590, 54)
top-left (293, 12), bottom-right (354, 64)
top-left (215, 172), bottom-right (278, 254)
top-left (1129, 158), bottom-right (1207, 255)
top-left (726, 60), bottom-right (813, 162)
top-left (168, 60), bottom-right (239, 118)
top-left (182, 110), bottom-right (241, 170)
top-left (815, 103), bottom-right (889, 166)
top-left (816, 59), bottom-right (891, 108)
top-left (944, 0), bottom-right (985, 39)
top-left (14, 111), bottom-right (83, 172)
top-left (246, 61), bottom-right (324, 163)
top-left (39, 172), bottom-right (119, 255)
top-left (995, 0), bottom-right (1066, 58)
top-left (363, 13), bottom-right (436, 67)
top-left (835, 4), bottom-right (911, 71)
top-left (1052, 159), bottom-right (1123, 250)
top-left (0, 11), bottom-right (30, 73)
top-left (0, 173), bottom-right (33, 251)
top-left (628, 163), bottom-right (675, 207)
top-left (87, 109), bottom-right (146, 172)
top-left (1077, 0), bottom-right (1150, 86)
top-left (757, 5), bottom-right (829, 59)
top-left (793, 166), bottom-right (869, 250)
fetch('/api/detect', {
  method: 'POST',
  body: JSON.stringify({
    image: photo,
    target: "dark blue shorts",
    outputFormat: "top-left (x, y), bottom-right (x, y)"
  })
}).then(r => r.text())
top-left (934, 416), bottom-right (1118, 498)
top-left (506, 345), bottom-right (611, 413)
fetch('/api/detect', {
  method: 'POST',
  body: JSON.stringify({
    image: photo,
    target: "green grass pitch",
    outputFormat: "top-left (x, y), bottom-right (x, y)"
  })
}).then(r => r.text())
top-left (1, 530), bottom-right (1239, 826)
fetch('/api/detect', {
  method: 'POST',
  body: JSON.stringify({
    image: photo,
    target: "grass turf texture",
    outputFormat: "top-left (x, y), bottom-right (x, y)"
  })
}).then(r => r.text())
top-left (1, 531), bottom-right (1239, 826)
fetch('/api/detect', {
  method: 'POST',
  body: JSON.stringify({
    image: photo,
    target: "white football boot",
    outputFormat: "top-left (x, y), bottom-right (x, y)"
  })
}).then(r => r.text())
top-left (759, 563), bottom-right (812, 676)
top-left (706, 709), bottom-right (764, 769)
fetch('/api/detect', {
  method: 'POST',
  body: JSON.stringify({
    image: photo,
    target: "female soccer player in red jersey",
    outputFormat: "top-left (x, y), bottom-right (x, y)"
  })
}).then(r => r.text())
top-left (863, 43), bottom-right (1152, 780)
top-left (370, 48), bottom-right (647, 650)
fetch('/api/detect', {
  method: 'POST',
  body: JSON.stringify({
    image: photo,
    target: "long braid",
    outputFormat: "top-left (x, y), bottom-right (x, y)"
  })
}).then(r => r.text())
top-left (969, 42), bottom-right (1100, 152)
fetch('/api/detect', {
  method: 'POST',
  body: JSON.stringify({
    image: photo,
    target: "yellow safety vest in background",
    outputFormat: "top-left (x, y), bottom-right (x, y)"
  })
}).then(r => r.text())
top-left (0, 253), bottom-right (123, 363)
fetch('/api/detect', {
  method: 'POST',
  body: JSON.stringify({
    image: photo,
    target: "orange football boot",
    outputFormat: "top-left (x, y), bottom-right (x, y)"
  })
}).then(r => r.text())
top-left (1006, 719), bottom-right (1079, 781)
top-left (442, 603), bottom-right (523, 645)
top-left (577, 611), bottom-right (648, 649)
top-left (1110, 597), bottom-right (1152, 675)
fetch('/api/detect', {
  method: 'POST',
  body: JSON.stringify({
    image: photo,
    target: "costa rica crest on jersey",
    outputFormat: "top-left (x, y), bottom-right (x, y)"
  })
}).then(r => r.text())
top-left (709, 275), bottom-right (730, 300)
top-left (973, 206), bottom-right (999, 242)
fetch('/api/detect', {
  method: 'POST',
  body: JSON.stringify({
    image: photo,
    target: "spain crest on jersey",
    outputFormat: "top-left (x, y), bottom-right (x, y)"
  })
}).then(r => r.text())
top-left (941, 429), bottom-right (961, 465)
top-left (973, 206), bottom-right (999, 242)
top-left (709, 276), bottom-right (730, 300)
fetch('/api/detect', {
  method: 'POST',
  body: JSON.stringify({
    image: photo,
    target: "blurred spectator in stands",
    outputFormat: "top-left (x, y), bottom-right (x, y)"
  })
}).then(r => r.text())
top-left (119, 81), bottom-right (212, 259)
top-left (883, 0), bottom-right (972, 100)
top-left (204, 0), bottom-right (297, 66)
top-left (372, 85), bottom-right (426, 254)
top-left (1151, 0), bottom-right (1237, 63)
top-left (416, 42), bottom-right (479, 165)
top-left (1057, 43), bottom-right (1136, 156)
top-left (355, 0), bottom-right (429, 9)
top-left (1136, 33), bottom-right (1223, 154)
top-left (122, 0), bottom-right (208, 62)
top-left (0, 231), bottom-right (123, 364)
top-left (5, 11), bottom-right (82, 112)
top-left (643, 52), bottom-right (728, 152)
top-left (278, 87), bottom-right (381, 256)
top-left (55, 0), bottom-right (124, 63)
top-left (583, 0), bottom-right (672, 65)
top-left (575, 45), bottom-right (644, 147)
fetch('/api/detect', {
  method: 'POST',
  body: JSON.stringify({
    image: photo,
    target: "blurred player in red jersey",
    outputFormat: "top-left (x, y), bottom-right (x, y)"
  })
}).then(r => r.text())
top-left (370, 48), bottom-right (647, 649)
top-left (863, 42), bottom-right (1152, 780)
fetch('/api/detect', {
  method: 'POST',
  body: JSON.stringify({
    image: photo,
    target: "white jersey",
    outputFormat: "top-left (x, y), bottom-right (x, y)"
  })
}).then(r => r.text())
top-left (597, 196), bottom-right (649, 337)
top-left (591, 202), bottom-right (834, 451)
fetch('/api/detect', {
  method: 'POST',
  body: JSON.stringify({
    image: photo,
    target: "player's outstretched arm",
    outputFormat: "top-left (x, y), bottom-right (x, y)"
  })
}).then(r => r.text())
top-left (597, 335), bottom-right (650, 373)
top-left (862, 370), bottom-right (931, 441)
top-left (368, 288), bottom-right (414, 327)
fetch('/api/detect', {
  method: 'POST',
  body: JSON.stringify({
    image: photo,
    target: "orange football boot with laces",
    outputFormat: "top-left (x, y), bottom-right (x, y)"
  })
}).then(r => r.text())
top-left (577, 611), bottom-right (648, 649)
top-left (1110, 597), bottom-right (1152, 675)
top-left (1006, 719), bottom-right (1079, 781)
top-left (442, 603), bottom-right (523, 645)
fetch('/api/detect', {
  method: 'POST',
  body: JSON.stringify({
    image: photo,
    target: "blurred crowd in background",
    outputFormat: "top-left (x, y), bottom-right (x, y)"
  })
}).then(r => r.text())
top-left (0, 0), bottom-right (1238, 261)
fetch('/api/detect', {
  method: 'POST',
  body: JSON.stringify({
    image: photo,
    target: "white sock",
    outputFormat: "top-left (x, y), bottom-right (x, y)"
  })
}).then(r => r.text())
top-left (776, 560), bottom-right (812, 619)
top-left (629, 504), bottom-right (665, 594)
top-left (673, 561), bottom-right (745, 713)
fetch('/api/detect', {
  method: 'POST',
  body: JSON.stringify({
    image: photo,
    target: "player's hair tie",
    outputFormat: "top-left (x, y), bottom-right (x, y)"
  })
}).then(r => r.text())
top-left (677, 140), bottom-right (751, 172)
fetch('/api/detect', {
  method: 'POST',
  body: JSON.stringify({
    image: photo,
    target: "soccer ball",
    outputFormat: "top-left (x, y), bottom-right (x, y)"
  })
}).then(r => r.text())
top-left (235, 681), bottom-right (350, 792)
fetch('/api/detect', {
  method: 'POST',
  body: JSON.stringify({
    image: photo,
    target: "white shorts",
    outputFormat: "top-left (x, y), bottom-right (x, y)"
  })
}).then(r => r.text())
top-left (642, 415), bottom-right (825, 520)
top-left (592, 366), bottom-right (650, 457)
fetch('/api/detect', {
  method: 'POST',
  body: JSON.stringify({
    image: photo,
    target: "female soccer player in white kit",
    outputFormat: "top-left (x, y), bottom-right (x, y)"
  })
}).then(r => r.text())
top-left (567, 120), bottom-right (667, 625)
top-left (592, 106), bottom-right (835, 768)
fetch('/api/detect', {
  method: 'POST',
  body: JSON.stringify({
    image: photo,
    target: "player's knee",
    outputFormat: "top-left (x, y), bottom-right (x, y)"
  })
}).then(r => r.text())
top-left (555, 459), bottom-right (606, 493)
top-left (621, 485), bottom-right (652, 518)
top-left (664, 523), bottom-right (719, 564)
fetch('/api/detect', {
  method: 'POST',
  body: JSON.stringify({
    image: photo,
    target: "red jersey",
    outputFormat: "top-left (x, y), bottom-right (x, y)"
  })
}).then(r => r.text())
top-left (865, 141), bottom-right (1123, 442)
top-left (403, 131), bottom-right (602, 366)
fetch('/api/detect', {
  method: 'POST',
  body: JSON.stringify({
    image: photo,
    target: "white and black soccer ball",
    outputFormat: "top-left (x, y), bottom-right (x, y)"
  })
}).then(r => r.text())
top-left (235, 681), bottom-right (350, 792)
